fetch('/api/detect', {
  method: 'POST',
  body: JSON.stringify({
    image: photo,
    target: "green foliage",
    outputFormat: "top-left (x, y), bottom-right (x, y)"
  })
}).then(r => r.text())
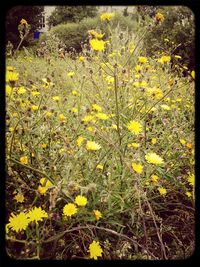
top-left (138, 6), bottom-right (195, 70)
top-left (48, 6), bottom-right (98, 27)
top-left (6, 6), bottom-right (44, 47)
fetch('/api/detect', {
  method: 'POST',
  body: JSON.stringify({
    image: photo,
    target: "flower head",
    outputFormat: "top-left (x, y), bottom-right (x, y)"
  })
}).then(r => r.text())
top-left (90, 39), bottom-right (105, 51)
top-left (158, 55), bottom-right (171, 64)
top-left (88, 240), bottom-right (103, 259)
top-left (100, 12), bottom-right (115, 22)
top-left (74, 195), bottom-right (88, 207)
top-left (127, 120), bottom-right (142, 135)
top-left (155, 12), bottom-right (164, 23)
top-left (132, 163), bottom-right (143, 174)
top-left (20, 156), bottom-right (28, 165)
top-left (14, 193), bottom-right (25, 203)
top-left (7, 212), bottom-right (30, 233)
top-left (145, 152), bottom-right (164, 165)
top-left (63, 203), bottom-right (77, 217)
top-left (77, 136), bottom-right (84, 147)
top-left (188, 173), bottom-right (195, 186)
top-left (86, 141), bottom-right (101, 151)
top-left (27, 207), bottom-right (48, 224)
top-left (158, 187), bottom-right (167, 196)
top-left (20, 18), bottom-right (28, 26)
top-left (93, 210), bottom-right (102, 220)
top-left (138, 56), bottom-right (148, 63)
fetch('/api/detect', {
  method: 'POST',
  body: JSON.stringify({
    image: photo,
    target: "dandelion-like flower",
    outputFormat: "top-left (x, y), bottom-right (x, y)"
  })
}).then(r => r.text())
top-left (188, 174), bottom-right (195, 186)
top-left (77, 136), bottom-right (84, 147)
top-left (27, 207), bottom-right (48, 224)
top-left (63, 203), bottom-right (77, 217)
top-left (100, 12), bottom-right (115, 22)
top-left (74, 195), bottom-right (88, 207)
top-left (86, 141), bottom-right (101, 151)
top-left (93, 210), bottom-right (102, 220)
top-left (127, 120), bottom-right (142, 135)
top-left (14, 193), bottom-right (25, 203)
top-left (90, 39), bottom-right (105, 51)
top-left (158, 187), bottom-right (167, 196)
top-left (145, 152), bottom-right (164, 165)
top-left (88, 240), bottom-right (103, 259)
top-left (132, 163), bottom-right (143, 174)
top-left (138, 56), bottom-right (148, 63)
top-left (155, 12), bottom-right (165, 23)
top-left (20, 156), bottom-right (28, 165)
top-left (7, 212), bottom-right (30, 233)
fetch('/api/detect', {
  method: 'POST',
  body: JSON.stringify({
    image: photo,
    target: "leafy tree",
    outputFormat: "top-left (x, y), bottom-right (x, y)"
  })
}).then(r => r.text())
top-left (6, 6), bottom-right (44, 47)
top-left (47, 6), bottom-right (98, 27)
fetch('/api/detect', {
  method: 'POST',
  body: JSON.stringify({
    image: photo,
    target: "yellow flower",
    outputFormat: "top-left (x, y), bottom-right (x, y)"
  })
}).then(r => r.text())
top-left (88, 240), bottom-right (103, 259)
top-left (188, 174), bottom-right (195, 186)
top-left (95, 32), bottom-right (105, 39)
top-left (155, 12), bottom-right (164, 23)
top-left (6, 85), bottom-right (12, 96)
top-left (186, 143), bottom-right (193, 149)
top-left (127, 120), bottom-right (142, 135)
top-left (128, 143), bottom-right (140, 148)
top-left (6, 71), bottom-right (19, 82)
top-left (79, 56), bottom-right (85, 62)
top-left (37, 185), bottom-right (47, 195)
top-left (27, 207), bottom-right (48, 224)
top-left (145, 152), bottom-right (164, 165)
top-left (17, 86), bottom-right (26, 94)
top-left (31, 91), bottom-right (40, 96)
top-left (82, 115), bottom-right (94, 123)
top-left (160, 104), bottom-right (171, 111)
top-left (135, 65), bottom-right (142, 72)
top-left (59, 114), bottom-right (66, 121)
top-left (93, 210), bottom-right (102, 220)
top-left (185, 191), bottom-right (192, 198)
top-left (95, 112), bottom-right (109, 120)
top-left (20, 156), bottom-right (28, 165)
top-left (138, 56), bottom-right (148, 63)
top-left (14, 193), bottom-right (25, 203)
top-left (20, 18), bottom-right (28, 25)
top-left (151, 175), bottom-right (159, 183)
top-left (67, 72), bottom-right (75, 77)
top-left (40, 178), bottom-right (53, 188)
top-left (191, 70), bottom-right (195, 79)
top-left (77, 136), bottom-right (84, 147)
top-left (7, 212), bottom-right (30, 233)
top-left (52, 96), bottom-right (60, 101)
top-left (86, 141), bottom-right (101, 151)
top-left (90, 39), bottom-right (105, 51)
top-left (158, 55), bottom-right (171, 64)
top-left (46, 111), bottom-right (53, 117)
top-left (96, 164), bottom-right (103, 170)
top-left (40, 143), bottom-right (47, 149)
top-left (158, 187), bottom-right (167, 196)
top-left (132, 163), bottom-right (143, 174)
top-left (179, 139), bottom-right (186, 145)
top-left (100, 12), bottom-right (115, 22)
top-left (151, 138), bottom-right (157, 145)
top-left (32, 105), bottom-right (39, 111)
top-left (92, 103), bottom-right (102, 112)
top-left (63, 203), bottom-right (77, 217)
top-left (71, 107), bottom-right (78, 113)
top-left (74, 195), bottom-right (88, 207)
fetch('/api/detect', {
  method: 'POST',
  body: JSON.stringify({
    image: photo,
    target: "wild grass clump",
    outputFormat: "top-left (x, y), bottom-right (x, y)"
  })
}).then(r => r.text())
top-left (6, 12), bottom-right (195, 260)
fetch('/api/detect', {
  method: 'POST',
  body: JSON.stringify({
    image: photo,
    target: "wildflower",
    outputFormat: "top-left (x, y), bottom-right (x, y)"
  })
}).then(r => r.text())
top-left (27, 207), bottom-right (48, 224)
top-left (95, 32), bottom-right (105, 39)
top-left (111, 124), bottom-right (117, 130)
top-left (151, 138), bottom-right (157, 145)
top-left (151, 175), bottom-right (159, 183)
top-left (155, 12), bottom-right (164, 23)
top-left (31, 91), bottom-right (40, 96)
top-left (179, 139), bottom-right (186, 145)
top-left (138, 56), bottom-right (148, 63)
top-left (186, 143), bottom-right (193, 149)
top-left (88, 240), bottom-right (103, 259)
top-left (188, 173), bottom-right (195, 186)
top-left (128, 143), bottom-right (140, 148)
top-left (40, 143), bottom-right (47, 149)
top-left (158, 187), bottom-right (167, 196)
top-left (20, 18), bottom-right (28, 25)
top-left (86, 141), bottom-right (101, 151)
top-left (96, 112), bottom-right (109, 120)
top-left (67, 72), bottom-right (75, 77)
top-left (59, 114), bottom-right (66, 121)
top-left (90, 39), bottom-right (105, 51)
top-left (135, 65), bottom-right (142, 72)
top-left (32, 105), bottom-right (39, 111)
top-left (37, 186), bottom-right (47, 195)
top-left (92, 103), bottom-right (102, 112)
top-left (52, 96), bottom-right (60, 101)
top-left (79, 56), bottom-right (85, 62)
top-left (40, 178), bottom-right (53, 188)
top-left (6, 71), bottom-right (19, 83)
top-left (7, 211), bottom-right (30, 233)
top-left (82, 115), bottom-right (94, 123)
top-left (46, 111), bottom-right (53, 117)
top-left (6, 85), bottom-right (12, 96)
top-left (74, 195), bottom-right (88, 207)
top-left (71, 107), bottom-right (78, 113)
top-left (160, 104), bottom-right (171, 111)
top-left (145, 152), bottom-right (164, 165)
top-left (14, 193), bottom-right (24, 203)
top-left (158, 55), bottom-right (171, 64)
top-left (127, 120), bottom-right (142, 135)
top-left (17, 86), bottom-right (26, 94)
top-left (93, 210), bottom-right (102, 220)
top-left (191, 70), bottom-right (195, 79)
top-left (186, 191), bottom-right (192, 198)
top-left (100, 12), bottom-right (115, 22)
top-left (20, 156), bottom-right (28, 165)
top-left (77, 136), bottom-right (84, 147)
top-left (132, 163), bottom-right (143, 174)
top-left (96, 164), bottom-right (103, 170)
top-left (63, 203), bottom-right (77, 217)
